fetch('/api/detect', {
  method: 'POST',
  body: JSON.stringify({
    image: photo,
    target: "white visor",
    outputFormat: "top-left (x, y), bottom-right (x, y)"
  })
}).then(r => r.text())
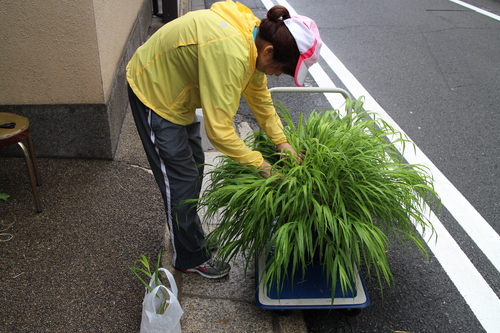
top-left (284, 16), bottom-right (322, 86)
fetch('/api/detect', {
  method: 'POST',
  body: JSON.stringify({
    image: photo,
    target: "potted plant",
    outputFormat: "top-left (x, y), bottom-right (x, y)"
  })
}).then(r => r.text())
top-left (196, 99), bottom-right (439, 298)
top-left (129, 251), bottom-right (169, 314)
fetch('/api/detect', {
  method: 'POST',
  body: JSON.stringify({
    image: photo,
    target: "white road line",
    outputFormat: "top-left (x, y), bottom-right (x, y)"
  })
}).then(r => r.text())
top-left (449, 0), bottom-right (500, 21)
top-left (263, 0), bottom-right (500, 331)
top-left (419, 208), bottom-right (500, 333)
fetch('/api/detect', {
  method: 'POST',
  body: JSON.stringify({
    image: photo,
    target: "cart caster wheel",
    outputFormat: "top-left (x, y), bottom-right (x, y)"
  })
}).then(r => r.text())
top-left (275, 309), bottom-right (293, 316)
top-left (343, 308), bottom-right (362, 316)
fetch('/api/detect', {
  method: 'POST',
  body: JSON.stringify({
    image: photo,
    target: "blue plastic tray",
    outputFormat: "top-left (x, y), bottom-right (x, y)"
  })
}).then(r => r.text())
top-left (255, 253), bottom-right (370, 310)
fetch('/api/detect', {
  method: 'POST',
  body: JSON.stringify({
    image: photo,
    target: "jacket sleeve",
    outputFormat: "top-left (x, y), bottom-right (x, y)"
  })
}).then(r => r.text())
top-left (243, 72), bottom-right (287, 146)
top-left (198, 38), bottom-right (265, 168)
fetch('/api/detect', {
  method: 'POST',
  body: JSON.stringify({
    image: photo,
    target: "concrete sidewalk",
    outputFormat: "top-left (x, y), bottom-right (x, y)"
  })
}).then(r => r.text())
top-left (0, 100), bottom-right (307, 333)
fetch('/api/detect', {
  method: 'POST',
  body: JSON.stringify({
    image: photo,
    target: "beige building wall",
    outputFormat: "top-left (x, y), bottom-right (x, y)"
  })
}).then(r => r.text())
top-left (0, 0), bottom-right (153, 158)
top-left (0, 0), bottom-right (144, 105)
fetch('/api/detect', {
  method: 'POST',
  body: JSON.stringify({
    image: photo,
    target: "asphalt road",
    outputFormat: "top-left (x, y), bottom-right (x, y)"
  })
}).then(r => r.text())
top-left (231, 0), bottom-right (499, 332)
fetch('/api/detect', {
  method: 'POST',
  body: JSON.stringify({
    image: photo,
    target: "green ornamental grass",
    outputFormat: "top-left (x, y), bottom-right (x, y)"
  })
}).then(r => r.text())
top-left (197, 99), bottom-right (439, 297)
top-left (129, 250), bottom-right (169, 314)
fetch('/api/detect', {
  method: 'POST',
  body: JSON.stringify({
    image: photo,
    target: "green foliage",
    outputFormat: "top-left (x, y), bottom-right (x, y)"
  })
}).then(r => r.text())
top-left (0, 193), bottom-right (10, 201)
top-left (129, 250), bottom-right (169, 314)
top-left (197, 99), bottom-right (439, 298)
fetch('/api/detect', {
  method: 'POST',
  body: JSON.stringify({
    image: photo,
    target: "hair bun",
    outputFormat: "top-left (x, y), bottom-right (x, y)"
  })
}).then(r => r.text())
top-left (267, 5), bottom-right (291, 22)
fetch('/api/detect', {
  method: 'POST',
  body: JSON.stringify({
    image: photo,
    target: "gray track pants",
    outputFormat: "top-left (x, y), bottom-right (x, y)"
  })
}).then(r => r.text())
top-left (128, 85), bottom-right (210, 269)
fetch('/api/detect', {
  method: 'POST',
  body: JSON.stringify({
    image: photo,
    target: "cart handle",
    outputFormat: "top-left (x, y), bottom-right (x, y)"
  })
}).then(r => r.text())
top-left (269, 87), bottom-right (352, 113)
top-left (269, 87), bottom-right (352, 101)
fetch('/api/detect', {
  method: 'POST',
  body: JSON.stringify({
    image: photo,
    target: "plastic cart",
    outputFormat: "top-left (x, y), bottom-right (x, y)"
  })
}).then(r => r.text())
top-left (254, 87), bottom-right (370, 314)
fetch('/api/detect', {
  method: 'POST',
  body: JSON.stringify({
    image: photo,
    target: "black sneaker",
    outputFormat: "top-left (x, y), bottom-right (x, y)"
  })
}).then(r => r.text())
top-left (177, 259), bottom-right (230, 279)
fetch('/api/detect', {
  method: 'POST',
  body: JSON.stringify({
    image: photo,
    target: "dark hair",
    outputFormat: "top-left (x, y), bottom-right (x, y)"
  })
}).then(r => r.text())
top-left (258, 5), bottom-right (300, 76)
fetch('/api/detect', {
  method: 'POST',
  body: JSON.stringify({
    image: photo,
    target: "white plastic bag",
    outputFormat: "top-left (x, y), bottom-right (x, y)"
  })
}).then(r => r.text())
top-left (140, 268), bottom-right (183, 333)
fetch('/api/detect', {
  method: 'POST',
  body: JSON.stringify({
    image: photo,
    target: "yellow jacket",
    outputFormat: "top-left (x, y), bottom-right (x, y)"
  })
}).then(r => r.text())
top-left (126, 0), bottom-right (286, 167)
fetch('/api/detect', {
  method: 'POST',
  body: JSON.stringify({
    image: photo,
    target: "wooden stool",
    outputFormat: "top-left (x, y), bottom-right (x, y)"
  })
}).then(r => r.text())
top-left (0, 112), bottom-right (42, 212)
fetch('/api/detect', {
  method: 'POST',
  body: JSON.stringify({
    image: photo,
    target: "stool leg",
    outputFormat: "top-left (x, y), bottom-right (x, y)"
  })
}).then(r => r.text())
top-left (17, 141), bottom-right (43, 213)
top-left (26, 133), bottom-right (42, 186)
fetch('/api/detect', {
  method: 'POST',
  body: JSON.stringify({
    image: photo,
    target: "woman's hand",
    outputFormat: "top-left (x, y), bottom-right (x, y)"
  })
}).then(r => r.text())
top-left (259, 160), bottom-right (274, 178)
top-left (259, 142), bottom-right (303, 179)
top-left (276, 142), bottom-right (303, 165)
